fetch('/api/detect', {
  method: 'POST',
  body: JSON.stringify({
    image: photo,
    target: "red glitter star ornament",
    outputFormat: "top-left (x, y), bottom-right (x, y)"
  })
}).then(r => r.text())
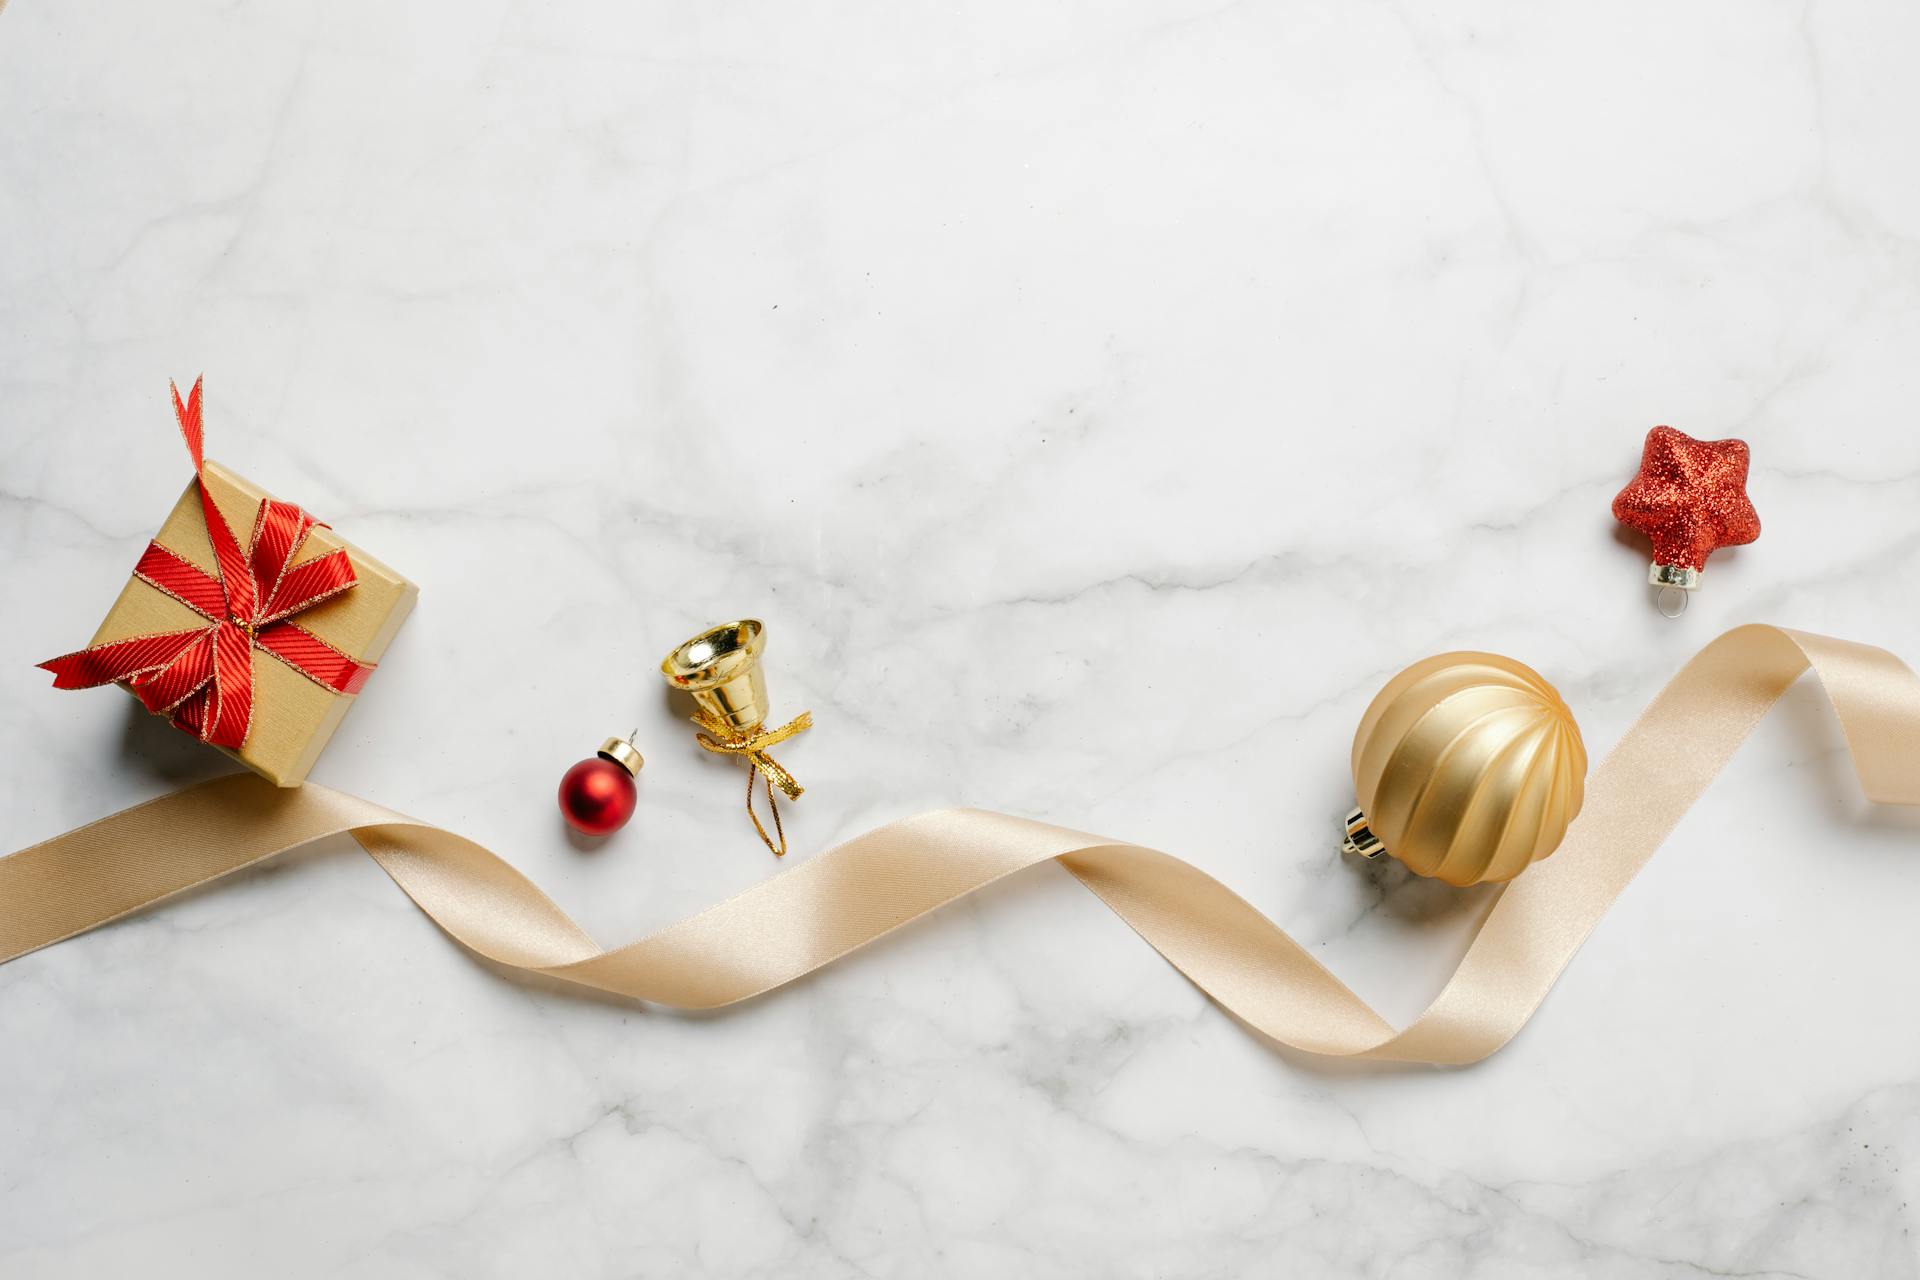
top-left (1612, 426), bottom-right (1760, 608)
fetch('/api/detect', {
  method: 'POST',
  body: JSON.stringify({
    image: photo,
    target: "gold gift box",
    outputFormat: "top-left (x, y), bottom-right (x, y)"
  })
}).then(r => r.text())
top-left (84, 460), bottom-right (416, 786)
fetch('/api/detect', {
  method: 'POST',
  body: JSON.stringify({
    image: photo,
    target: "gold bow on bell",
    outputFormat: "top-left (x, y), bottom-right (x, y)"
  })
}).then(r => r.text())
top-left (691, 709), bottom-right (812, 856)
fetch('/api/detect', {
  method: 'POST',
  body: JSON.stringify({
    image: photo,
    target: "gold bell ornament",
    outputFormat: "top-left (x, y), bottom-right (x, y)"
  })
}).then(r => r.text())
top-left (662, 619), bottom-right (813, 856)
top-left (1340, 652), bottom-right (1588, 887)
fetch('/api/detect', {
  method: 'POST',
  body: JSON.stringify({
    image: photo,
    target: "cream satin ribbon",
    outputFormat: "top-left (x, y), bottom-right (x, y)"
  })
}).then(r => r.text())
top-left (4, 624), bottom-right (1918, 1064)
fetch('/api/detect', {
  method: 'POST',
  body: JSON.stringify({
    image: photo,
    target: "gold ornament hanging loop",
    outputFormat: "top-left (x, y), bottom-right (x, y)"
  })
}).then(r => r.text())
top-left (691, 709), bottom-right (812, 856)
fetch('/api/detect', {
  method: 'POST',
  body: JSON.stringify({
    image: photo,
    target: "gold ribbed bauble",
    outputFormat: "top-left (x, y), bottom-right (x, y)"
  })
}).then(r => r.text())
top-left (1343, 652), bottom-right (1587, 887)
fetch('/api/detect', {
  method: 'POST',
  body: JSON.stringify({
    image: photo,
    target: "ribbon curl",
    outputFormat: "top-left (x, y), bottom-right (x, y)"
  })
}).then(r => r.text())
top-left (692, 709), bottom-right (812, 856)
top-left (36, 378), bottom-right (373, 750)
top-left (4, 625), bottom-right (1918, 1065)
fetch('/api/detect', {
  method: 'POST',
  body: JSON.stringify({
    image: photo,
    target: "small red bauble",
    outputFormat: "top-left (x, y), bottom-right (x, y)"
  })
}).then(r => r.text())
top-left (558, 734), bottom-right (644, 836)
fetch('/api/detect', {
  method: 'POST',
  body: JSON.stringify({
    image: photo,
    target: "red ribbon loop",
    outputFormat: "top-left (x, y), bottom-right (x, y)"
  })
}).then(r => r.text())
top-left (37, 378), bottom-right (375, 751)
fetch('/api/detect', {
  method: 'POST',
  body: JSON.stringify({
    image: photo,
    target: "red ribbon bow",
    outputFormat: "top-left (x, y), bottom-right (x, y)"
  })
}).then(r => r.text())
top-left (38, 379), bottom-right (374, 750)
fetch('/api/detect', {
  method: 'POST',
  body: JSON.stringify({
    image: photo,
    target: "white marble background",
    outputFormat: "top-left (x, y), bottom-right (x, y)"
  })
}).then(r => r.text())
top-left (4, 0), bottom-right (1920, 1275)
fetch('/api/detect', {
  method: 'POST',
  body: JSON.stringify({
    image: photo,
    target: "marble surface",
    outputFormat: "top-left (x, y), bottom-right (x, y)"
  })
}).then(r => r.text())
top-left (5, 0), bottom-right (1920, 1275)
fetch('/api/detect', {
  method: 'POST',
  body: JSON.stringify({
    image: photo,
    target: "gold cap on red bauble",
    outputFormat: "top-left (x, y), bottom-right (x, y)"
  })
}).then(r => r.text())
top-left (1341, 652), bottom-right (1587, 887)
top-left (597, 735), bottom-right (645, 776)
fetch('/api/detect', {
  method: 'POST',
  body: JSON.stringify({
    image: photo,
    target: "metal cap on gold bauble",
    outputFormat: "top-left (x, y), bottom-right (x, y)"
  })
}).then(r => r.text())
top-left (661, 619), bottom-right (771, 734)
top-left (1342, 652), bottom-right (1587, 887)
